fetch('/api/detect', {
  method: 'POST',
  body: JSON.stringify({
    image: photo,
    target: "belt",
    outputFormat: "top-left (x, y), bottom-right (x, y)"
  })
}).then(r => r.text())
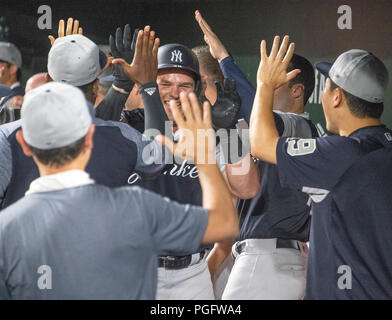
top-left (236, 238), bottom-right (300, 255)
top-left (158, 250), bottom-right (206, 270)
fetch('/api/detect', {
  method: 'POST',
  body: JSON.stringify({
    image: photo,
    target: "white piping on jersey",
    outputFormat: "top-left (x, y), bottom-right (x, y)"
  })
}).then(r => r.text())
top-left (302, 186), bottom-right (330, 203)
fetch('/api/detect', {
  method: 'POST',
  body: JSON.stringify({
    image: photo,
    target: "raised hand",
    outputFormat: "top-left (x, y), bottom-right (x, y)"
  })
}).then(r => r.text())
top-left (211, 78), bottom-right (240, 130)
top-left (109, 24), bottom-right (139, 92)
top-left (112, 26), bottom-right (159, 86)
top-left (195, 10), bottom-right (229, 62)
top-left (155, 92), bottom-right (215, 165)
top-left (257, 35), bottom-right (300, 89)
top-left (48, 18), bottom-right (83, 46)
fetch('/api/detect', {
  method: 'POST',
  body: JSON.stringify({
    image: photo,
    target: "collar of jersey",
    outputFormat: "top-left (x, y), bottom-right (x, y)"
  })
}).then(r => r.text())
top-left (25, 170), bottom-right (95, 196)
top-left (348, 124), bottom-right (386, 138)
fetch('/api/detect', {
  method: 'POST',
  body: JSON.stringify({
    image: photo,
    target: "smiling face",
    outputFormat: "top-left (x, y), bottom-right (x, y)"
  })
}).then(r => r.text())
top-left (156, 68), bottom-right (195, 121)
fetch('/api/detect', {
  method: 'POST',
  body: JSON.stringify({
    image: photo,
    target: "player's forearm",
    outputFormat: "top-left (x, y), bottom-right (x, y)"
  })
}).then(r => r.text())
top-left (95, 86), bottom-right (128, 121)
top-left (250, 84), bottom-right (279, 164)
top-left (197, 163), bottom-right (239, 244)
top-left (138, 82), bottom-right (169, 137)
top-left (225, 156), bottom-right (260, 199)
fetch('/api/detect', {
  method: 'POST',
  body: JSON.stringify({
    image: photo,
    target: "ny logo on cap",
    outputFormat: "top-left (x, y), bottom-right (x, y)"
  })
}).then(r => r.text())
top-left (171, 50), bottom-right (183, 63)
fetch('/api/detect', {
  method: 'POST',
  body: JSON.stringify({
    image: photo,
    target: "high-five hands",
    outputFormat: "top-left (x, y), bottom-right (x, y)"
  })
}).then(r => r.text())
top-left (112, 26), bottom-right (159, 86)
top-left (155, 92), bottom-right (216, 165)
top-left (195, 10), bottom-right (229, 62)
top-left (109, 24), bottom-right (138, 92)
top-left (48, 18), bottom-right (83, 46)
top-left (257, 35), bottom-right (300, 89)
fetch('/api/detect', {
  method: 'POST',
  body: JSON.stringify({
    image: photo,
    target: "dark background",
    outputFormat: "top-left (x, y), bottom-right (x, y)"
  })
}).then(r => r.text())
top-left (2, 0), bottom-right (392, 127)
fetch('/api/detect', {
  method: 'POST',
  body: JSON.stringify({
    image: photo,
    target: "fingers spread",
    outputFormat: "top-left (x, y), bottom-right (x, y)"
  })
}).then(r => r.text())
top-left (123, 24), bottom-right (132, 50)
top-left (78, 27), bottom-right (83, 35)
top-left (115, 27), bottom-right (124, 52)
top-left (179, 91), bottom-right (194, 122)
top-left (260, 40), bottom-right (267, 61)
top-left (286, 69), bottom-right (301, 82)
top-left (189, 92), bottom-right (202, 122)
top-left (282, 42), bottom-right (295, 65)
top-left (277, 35), bottom-right (290, 61)
top-left (269, 36), bottom-right (280, 59)
top-left (133, 30), bottom-right (144, 63)
top-left (148, 30), bottom-right (155, 55)
top-left (66, 18), bottom-right (73, 36)
top-left (131, 28), bottom-right (139, 52)
top-left (109, 35), bottom-right (119, 57)
top-left (170, 99), bottom-right (186, 127)
top-left (202, 100), bottom-right (212, 125)
top-left (58, 19), bottom-right (65, 37)
top-left (142, 26), bottom-right (150, 56)
top-left (72, 20), bottom-right (79, 35)
top-left (48, 35), bottom-right (55, 46)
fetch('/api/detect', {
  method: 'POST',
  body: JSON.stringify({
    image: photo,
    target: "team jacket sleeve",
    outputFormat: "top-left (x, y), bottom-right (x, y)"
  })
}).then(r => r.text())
top-left (95, 87), bottom-right (128, 121)
top-left (0, 222), bottom-right (10, 299)
top-left (0, 130), bottom-right (12, 209)
top-left (131, 187), bottom-right (209, 255)
top-left (276, 135), bottom-right (362, 201)
top-left (219, 56), bottom-right (256, 124)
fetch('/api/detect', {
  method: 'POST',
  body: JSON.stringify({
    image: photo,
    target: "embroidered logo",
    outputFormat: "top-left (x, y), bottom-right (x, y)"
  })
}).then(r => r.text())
top-left (171, 50), bottom-right (183, 63)
top-left (144, 87), bottom-right (156, 96)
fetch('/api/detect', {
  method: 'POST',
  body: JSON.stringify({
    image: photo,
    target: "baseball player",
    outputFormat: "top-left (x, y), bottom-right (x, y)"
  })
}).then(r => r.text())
top-left (108, 24), bottom-right (259, 298)
top-left (249, 35), bottom-right (392, 299)
top-left (0, 41), bottom-right (24, 122)
top-left (0, 27), bottom-right (164, 209)
top-left (195, 10), bottom-right (318, 299)
top-left (0, 82), bottom-right (239, 299)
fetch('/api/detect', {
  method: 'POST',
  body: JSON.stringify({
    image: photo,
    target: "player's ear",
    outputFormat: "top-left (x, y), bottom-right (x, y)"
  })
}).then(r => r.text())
top-left (332, 87), bottom-right (344, 108)
top-left (83, 125), bottom-right (95, 150)
top-left (291, 83), bottom-right (304, 100)
top-left (201, 75), bottom-right (208, 92)
top-left (15, 130), bottom-right (33, 157)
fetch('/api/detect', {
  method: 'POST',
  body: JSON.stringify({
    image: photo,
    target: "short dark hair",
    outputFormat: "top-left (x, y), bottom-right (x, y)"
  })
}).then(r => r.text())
top-left (287, 54), bottom-right (315, 105)
top-left (28, 136), bottom-right (85, 168)
top-left (329, 80), bottom-right (383, 119)
top-left (192, 45), bottom-right (224, 85)
top-left (78, 80), bottom-right (96, 97)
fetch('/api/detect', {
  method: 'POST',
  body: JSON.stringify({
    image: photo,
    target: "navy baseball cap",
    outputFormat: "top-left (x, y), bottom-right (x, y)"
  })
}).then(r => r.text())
top-left (315, 49), bottom-right (389, 103)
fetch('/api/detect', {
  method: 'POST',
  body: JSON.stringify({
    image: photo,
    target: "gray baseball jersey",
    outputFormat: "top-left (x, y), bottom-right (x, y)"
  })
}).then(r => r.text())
top-left (0, 183), bottom-right (208, 299)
